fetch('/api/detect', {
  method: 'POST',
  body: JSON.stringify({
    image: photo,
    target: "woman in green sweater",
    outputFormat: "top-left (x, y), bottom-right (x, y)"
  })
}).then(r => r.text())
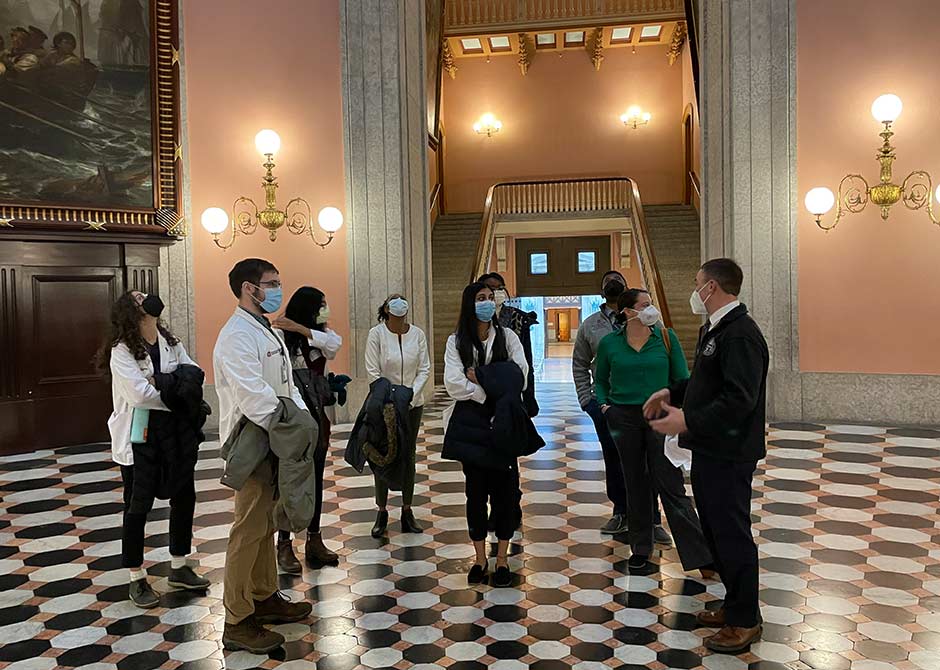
top-left (595, 289), bottom-right (713, 575)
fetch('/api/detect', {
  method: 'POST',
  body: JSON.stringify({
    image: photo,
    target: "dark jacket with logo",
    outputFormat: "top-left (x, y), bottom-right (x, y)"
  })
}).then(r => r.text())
top-left (499, 305), bottom-right (540, 418)
top-left (442, 361), bottom-right (544, 470)
top-left (669, 304), bottom-right (768, 463)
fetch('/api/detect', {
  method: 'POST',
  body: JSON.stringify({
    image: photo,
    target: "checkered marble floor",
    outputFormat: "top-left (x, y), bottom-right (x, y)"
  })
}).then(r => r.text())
top-left (1, 382), bottom-right (940, 670)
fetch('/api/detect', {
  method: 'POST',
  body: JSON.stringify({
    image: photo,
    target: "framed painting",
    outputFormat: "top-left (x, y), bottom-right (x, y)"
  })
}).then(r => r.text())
top-left (425, 0), bottom-right (444, 143)
top-left (0, 0), bottom-right (182, 237)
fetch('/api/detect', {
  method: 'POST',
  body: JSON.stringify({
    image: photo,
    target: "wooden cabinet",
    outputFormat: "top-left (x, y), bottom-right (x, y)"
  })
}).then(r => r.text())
top-left (0, 237), bottom-right (163, 454)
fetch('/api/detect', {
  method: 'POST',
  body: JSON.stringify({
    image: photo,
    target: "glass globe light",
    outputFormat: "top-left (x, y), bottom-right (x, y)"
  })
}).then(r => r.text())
top-left (870, 94), bottom-right (902, 124)
top-left (804, 187), bottom-right (835, 216)
top-left (254, 129), bottom-right (281, 156)
top-left (935, 184), bottom-right (940, 205)
top-left (201, 207), bottom-right (229, 234)
top-left (317, 206), bottom-right (344, 233)
top-left (641, 111), bottom-right (652, 122)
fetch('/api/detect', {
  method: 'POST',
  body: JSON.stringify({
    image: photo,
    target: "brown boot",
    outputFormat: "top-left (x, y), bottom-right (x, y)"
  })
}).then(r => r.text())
top-left (696, 608), bottom-right (725, 627)
top-left (704, 624), bottom-right (762, 653)
top-left (253, 591), bottom-right (313, 624)
top-left (222, 615), bottom-right (285, 653)
top-left (305, 532), bottom-right (339, 566)
top-left (277, 539), bottom-right (302, 575)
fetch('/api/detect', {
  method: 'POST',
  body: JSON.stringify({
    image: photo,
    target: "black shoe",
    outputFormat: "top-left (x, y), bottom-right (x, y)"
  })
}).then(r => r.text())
top-left (628, 553), bottom-right (648, 570)
top-left (400, 508), bottom-right (424, 534)
top-left (168, 565), bottom-right (210, 591)
top-left (600, 514), bottom-right (628, 535)
top-left (371, 510), bottom-right (389, 538)
top-left (492, 565), bottom-right (513, 588)
top-left (654, 525), bottom-right (673, 546)
top-left (129, 578), bottom-right (160, 609)
top-left (468, 563), bottom-right (488, 584)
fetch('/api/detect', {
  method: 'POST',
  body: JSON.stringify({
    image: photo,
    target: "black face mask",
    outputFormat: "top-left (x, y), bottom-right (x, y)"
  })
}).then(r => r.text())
top-left (141, 294), bottom-right (165, 318)
top-left (602, 281), bottom-right (625, 300)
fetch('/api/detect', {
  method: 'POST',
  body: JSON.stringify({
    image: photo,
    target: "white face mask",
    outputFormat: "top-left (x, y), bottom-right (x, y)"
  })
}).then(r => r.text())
top-left (317, 305), bottom-right (331, 324)
top-left (493, 289), bottom-right (508, 307)
top-left (637, 305), bottom-right (661, 326)
top-left (689, 284), bottom-right (712, 315)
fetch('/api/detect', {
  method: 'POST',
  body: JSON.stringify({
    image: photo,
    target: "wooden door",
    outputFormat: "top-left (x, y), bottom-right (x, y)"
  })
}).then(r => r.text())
top-left (515, 235), bottom-right (611, 297)
top-left (0, 239), bottom-right (161, 454)
top-left (557, 311), bottom-right (570, 342)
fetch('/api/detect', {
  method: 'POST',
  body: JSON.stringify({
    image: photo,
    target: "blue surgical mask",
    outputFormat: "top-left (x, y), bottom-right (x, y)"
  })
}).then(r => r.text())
top-left (388, 298), bottom-right (409, 318)
top-left (253, 285), bottom-right (282, 314)
top-left (475, 300), bottom-right (497, 322)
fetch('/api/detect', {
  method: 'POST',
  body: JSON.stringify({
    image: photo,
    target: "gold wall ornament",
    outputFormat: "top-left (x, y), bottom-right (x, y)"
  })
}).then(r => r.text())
top-left (0, 218), bottom-right (12, 228)
top-left (442, 38), bottom-right (458, 79)
top-left (805, 94), bottom-right (940, 231)
top-left (589, 28), bottom-right (604, 71)
top-left (620, 105), bottom-right (651, 129)
top-left (517, 33), bottom-right (533, 76)
top-left (473, 113), bottom-right (502, 137)
top-left (666, 21), bottom-right (687, 65)
top-left (84, 221), bottom-right (107, 231)
top-left (200, 130), bottom-right (344, 250)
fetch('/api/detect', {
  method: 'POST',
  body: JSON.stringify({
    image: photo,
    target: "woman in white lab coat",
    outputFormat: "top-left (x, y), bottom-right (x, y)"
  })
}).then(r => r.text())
top-left (102, 290), bottom-right (209, 609)
top-left (365, 294), bottom-right (431, 538)
top-left (270, 287), bottom-right (343, 572)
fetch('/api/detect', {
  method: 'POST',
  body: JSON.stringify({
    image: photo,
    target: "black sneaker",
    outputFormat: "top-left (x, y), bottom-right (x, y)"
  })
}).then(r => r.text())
top-left (129, 578), bottom-right (160, 609)
top-left (600, 514), bottom-right (628, 534)
top-left (654, 525), bottom-right (673, 546)
top-left (492, 565), bottom-right (513, 588)
top-left (627, 553), bottom-right (649, 570)
top-left (168, 565), bottom-right (210, 591)
top-left (468, 563), bottom-right (488, 585)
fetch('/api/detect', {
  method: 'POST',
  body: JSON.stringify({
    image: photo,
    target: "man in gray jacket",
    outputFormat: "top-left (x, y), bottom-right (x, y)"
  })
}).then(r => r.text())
top-left (572, 271), bottom-right (670, 543)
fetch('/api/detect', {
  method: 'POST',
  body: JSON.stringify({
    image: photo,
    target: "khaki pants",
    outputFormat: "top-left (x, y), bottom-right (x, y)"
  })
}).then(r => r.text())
top-left (224, 458), bottom-right (278, 625)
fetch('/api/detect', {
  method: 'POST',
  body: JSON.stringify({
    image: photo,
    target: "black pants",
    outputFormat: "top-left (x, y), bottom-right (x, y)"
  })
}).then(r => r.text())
top-left (605, 405), bottom-right (711, 570)
top-left (375, 406), bottom-right (423, 507)
top-left (278, 436), bottom-right (328, 542)
top-left (121, 464), bottom-right (195, 568)
top-left (464, 463), bottom-right (518, 542)
top-left (585, 401), bottom-right (628, 516)
top-left (691, 451), bottom-right (760, 627)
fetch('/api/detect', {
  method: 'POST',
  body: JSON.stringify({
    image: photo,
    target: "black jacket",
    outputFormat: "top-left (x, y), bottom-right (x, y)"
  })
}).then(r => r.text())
top-left (499, 305), bottom-right (540, 418)
top-left (345, 378), bottom-right (414, 490)
top-left (442, 361), bottom-right (544, 470)
top-left (130, 364), bottom-right (209, 513)
top-left (669, 304), bottom-right (768, 463)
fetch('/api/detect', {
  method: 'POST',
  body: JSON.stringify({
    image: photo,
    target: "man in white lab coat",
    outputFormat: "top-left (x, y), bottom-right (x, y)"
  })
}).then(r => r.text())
top-left (214, 258), bottom-right (312, 654)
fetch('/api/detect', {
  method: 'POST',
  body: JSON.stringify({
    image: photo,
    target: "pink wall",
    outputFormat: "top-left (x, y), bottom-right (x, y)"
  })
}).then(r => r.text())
top-left (184, 0), bottom-right (349, 378)
top-left (680, 44), bottom-right (700, 179)
top-left (442, 45), bottom-right (685, 213)
top-left (797, 0), bottom-right (940, 374)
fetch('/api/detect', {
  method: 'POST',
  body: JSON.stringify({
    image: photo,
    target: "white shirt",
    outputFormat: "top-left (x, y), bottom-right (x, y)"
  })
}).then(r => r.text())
top-left (213, 308), bottom-right (306, 444)
top-left (365, 322), bottom-right (431, 408)
top-left (443, 326), bottom-right (528, 428)
top-left (708, 300), bottom-right (741, 331)
top-left (108, 333), bottom-right (196, 466)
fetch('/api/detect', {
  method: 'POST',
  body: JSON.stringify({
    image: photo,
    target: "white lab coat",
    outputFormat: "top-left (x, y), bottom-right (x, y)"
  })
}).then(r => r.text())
top-left (365, 323), bottom-right (431, 408)
top-left (108, 333), bottom-right (196, 466)
top-left (213, 308), bottom-right (306, 444)
top-left (442, 326), bottom-right (527, 428)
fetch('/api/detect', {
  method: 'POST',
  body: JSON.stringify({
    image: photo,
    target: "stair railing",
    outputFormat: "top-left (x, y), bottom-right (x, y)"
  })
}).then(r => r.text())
top-left (446, 0), bottom-right (685, 33)
top-left (472, 177), bottom-right (673, 328)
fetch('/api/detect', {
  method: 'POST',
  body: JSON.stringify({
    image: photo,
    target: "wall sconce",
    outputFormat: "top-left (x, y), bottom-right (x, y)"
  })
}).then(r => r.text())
top-left (200, 129), bottom-right (343, 249)
top-left (473, 113), bottom-right (502, 137)
top-left (620, 105), bottom-right (651, 129)
top-left (805, 94), bottom-right (940, 231)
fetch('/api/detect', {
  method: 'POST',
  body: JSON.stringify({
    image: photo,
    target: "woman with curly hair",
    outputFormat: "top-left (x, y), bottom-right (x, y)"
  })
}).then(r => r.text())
top-left (102, 290), bottom-right (209, 609)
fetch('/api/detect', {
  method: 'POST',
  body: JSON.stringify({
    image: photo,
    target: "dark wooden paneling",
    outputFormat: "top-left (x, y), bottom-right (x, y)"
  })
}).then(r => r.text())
top-left (516, 236), bottom-right (611, 297)
top-left (0, 241), bottom-right (122, 267)
top-left (0, 267), bottom-right (19, 401)
top-left (0, 239), bottom-right (163, 454)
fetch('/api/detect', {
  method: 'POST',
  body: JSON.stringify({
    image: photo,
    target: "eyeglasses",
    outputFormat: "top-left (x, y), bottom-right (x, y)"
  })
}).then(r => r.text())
top-left (259, 280), bottom-right (282, 289)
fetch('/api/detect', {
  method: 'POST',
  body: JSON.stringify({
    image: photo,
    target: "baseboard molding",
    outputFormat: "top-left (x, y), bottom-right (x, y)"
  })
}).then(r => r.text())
top-left (769, 370), bottom-right (940, 427)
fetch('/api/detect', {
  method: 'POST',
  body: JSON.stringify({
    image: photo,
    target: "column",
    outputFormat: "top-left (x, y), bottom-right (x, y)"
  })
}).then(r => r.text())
top-left (339, 0), bottom-right (432, 417)
top-left (700, 0), bottom-right (801, 419)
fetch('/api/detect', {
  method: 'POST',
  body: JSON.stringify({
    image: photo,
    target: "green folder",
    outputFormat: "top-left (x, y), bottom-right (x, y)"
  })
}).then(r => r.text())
top-left (130, 407), bottom-right (150, 443)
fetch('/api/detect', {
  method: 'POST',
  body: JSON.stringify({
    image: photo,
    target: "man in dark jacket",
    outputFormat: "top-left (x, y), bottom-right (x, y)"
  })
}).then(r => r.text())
top-left (644, 258), bottom-right (768, 654)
